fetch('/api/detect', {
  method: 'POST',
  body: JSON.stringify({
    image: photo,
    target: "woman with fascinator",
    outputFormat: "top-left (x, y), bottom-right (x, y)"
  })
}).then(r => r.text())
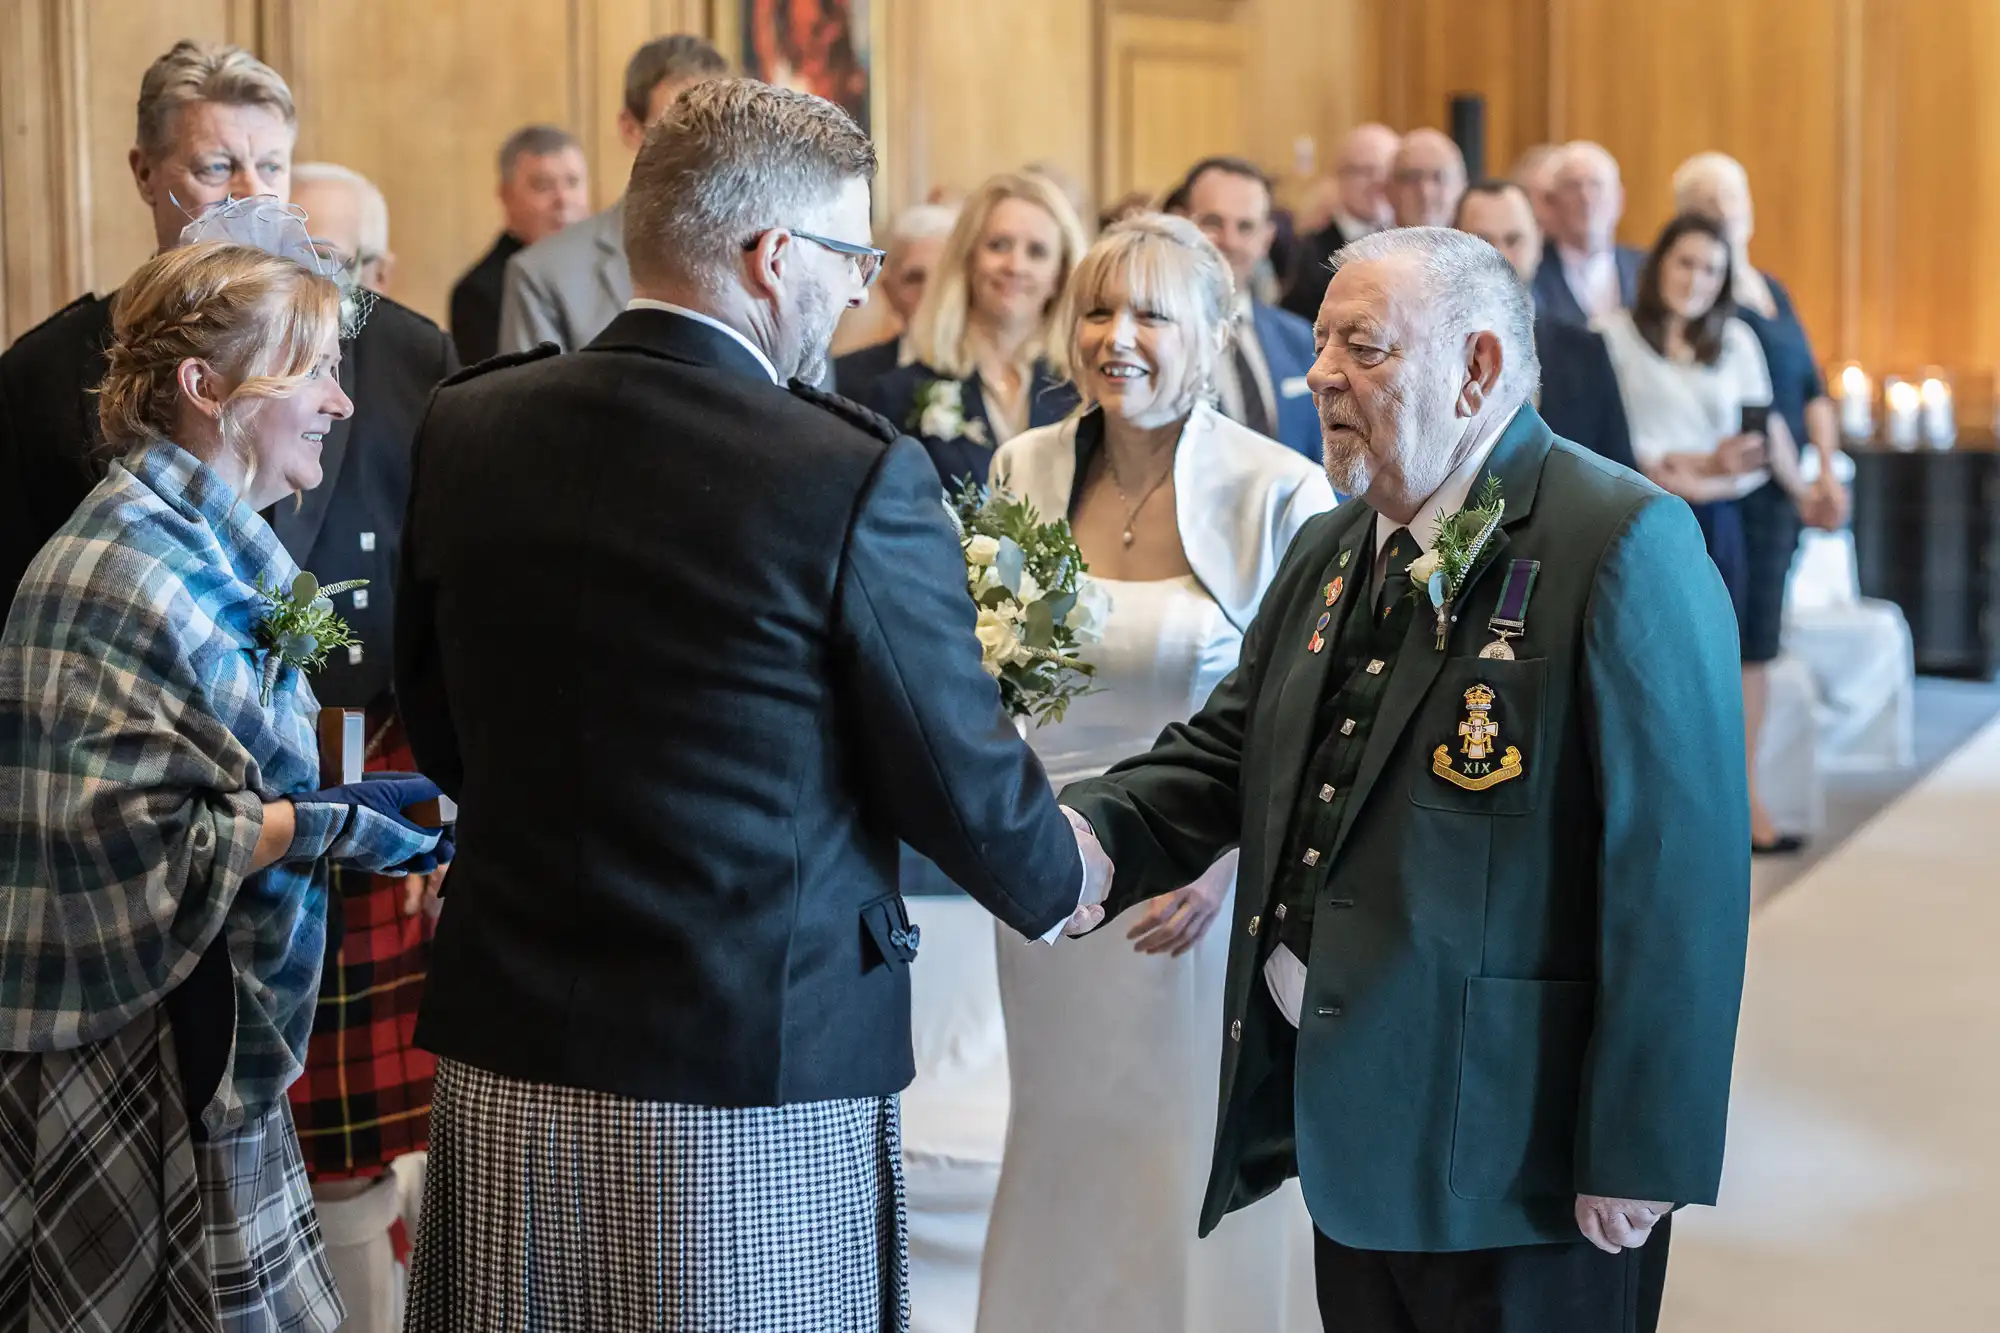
top-left (0, 211), bottom-right (450, 1331)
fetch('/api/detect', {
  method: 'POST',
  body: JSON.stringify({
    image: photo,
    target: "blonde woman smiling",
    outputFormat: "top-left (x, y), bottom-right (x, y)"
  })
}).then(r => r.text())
top-left (978, 214), bottom-right (1332, 1333)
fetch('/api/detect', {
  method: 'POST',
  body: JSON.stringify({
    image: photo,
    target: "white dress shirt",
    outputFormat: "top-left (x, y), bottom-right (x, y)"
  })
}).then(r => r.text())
top-left (1217, 290), bottom-right (1279, 432)
top-left (1261, 409), bottom-right (1514, 1026)
top-left (625, 297), bottom-right (780, 383)
top-left (1556, 244), bottom-right (1623, 322)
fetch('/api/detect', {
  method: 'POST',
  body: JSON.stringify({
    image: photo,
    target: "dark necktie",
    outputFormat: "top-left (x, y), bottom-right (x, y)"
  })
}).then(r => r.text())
top-left (1374, 528), bottom-right (1417, 622)
top-left (1232, 340), bottom-right (1275, 438)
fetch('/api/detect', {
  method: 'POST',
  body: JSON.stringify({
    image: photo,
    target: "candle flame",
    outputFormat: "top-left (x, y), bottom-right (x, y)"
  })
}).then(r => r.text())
top-left (1887, 380), bottom-right (1921, 411)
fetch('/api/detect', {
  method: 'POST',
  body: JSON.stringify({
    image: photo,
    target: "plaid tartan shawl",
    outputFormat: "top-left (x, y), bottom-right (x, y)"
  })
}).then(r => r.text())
top-left (0, 442), bottom-right (383, 1130)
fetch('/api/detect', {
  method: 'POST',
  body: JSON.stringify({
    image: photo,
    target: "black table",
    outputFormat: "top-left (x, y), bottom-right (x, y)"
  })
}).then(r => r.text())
top-left (1848, 436), bottom-right (2000, 678)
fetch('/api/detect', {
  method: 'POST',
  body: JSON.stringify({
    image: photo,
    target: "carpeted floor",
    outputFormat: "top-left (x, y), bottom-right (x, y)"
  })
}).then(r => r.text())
top-left (1662, 679), bottom-right (2000, 1331)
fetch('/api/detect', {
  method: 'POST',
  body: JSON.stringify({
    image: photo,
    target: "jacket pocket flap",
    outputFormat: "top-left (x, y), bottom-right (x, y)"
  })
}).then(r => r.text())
top-left (1450, 976), bottom-right (1593, 1200)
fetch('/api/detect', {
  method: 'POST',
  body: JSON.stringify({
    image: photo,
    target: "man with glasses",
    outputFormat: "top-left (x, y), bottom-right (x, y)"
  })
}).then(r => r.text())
top-left (1281, 122), bottom-right (1399, 321)
top-left (397, 79), bottom-right (1093, 1330)
top-left (293, 161), bottom-right (395, 294)
top-left (1388, 128), bottom-right (1469, 229)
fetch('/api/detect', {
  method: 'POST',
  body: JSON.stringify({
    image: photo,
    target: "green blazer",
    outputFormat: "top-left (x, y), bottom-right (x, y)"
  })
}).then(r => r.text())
top-left (1061, 406), bottom-right (1750, 1253)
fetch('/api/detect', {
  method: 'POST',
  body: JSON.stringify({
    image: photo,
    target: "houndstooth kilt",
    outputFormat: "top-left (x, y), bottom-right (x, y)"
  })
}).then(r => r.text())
top-left (0, 1007), bottom-right (341, 1333)
top-left (405, 1059), bottom-right (909, 1332)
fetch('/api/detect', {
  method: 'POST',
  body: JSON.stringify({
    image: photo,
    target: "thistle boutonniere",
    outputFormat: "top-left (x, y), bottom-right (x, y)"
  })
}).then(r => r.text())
top-left (911, 378), bottom-right (990, 447)
top-left (1406, 476), bottom-right (1505, 650)
top-left (251, 570), bottom-right (367, 704)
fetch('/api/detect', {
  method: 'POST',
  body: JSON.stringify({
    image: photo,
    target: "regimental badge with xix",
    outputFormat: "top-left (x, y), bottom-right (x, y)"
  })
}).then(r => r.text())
top-left (1432, 682), bottom-right (1524, 791)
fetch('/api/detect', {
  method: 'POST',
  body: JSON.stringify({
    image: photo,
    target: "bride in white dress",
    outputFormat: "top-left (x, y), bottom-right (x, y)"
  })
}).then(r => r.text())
top-left (977, 215), bottom-right (1334, 1333)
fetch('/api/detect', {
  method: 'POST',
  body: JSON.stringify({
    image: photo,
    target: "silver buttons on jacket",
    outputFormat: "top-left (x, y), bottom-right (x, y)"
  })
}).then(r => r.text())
top-left (1319, 785), bottom-right (1335, 802)
top-left (1248, 915), bottom-right (1261, 936)
top-left (1366, 659), bottom-right (1385, 675)
top-left (359, 531), bottom-right (376, 551)
top-left (1340, 718), bottom-right (1356, 735)
top-left (1230, 1020), bottom-right (1242, 1041)
top-left (1302, 849), bottom-right (1320, 867)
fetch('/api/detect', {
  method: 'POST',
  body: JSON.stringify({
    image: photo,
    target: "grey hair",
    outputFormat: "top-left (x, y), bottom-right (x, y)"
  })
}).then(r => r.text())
top-left (293, 162), bottom-right (390, 261)
top-left (623, 33), bottom-right (727, 123)
top-left (498, 124), bottom-right (582, 181)
top-left (1672, 151), bottom-right (1750, 210)
top-left (625, 78), bottom-right (876, 291)
top-left (134, 39), bottom-right (295, 161)
top-left (1555, 140), bottom-right (1621, 185)
top-left (890, 203), bottom-right (960, 248)
top-left (1331, 226), bottom-right (1540, 405)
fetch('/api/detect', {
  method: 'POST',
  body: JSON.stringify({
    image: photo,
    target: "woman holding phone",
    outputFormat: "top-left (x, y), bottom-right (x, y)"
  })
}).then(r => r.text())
top-left (1598, 212), bottom-right (1809, 854)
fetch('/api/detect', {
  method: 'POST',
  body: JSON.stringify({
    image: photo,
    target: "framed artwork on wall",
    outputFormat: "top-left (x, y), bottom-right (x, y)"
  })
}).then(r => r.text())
top-left (715, 0), bottom-right (878, 137)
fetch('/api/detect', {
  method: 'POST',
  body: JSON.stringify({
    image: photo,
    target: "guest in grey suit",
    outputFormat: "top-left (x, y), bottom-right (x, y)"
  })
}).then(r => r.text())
top-left (496, 33), bottom-right (727, 354)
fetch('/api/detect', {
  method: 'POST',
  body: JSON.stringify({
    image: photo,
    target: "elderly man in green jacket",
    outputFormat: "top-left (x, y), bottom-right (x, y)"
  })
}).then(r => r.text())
top-left (1058, 225), bottom-right (1749, 1333)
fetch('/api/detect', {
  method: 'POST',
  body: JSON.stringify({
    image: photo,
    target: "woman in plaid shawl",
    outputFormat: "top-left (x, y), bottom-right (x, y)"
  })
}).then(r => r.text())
top-left (0, 241), bottom-right (446, 1333)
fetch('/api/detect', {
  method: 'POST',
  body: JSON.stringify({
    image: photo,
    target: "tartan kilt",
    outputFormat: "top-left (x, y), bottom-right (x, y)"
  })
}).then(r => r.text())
top-left (0, 1007), bottom-right (341, 1333)
top-left (405, 1059), bottom-right (909, 1332)
top-left (286, 716), bottom-right (436, 1180)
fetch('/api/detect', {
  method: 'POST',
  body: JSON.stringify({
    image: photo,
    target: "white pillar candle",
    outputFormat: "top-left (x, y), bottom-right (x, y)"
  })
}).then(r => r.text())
top-left (1885, 378), bottom-right (1921, 450)
top-left (1837, 364), bottom-right (1873, 440)
top-left (1919, 373), bottom-right (1955, 447)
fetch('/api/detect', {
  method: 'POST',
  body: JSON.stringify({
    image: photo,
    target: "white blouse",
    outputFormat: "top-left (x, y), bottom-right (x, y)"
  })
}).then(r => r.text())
top-left (1597, 309), bottom-right (1774, 498)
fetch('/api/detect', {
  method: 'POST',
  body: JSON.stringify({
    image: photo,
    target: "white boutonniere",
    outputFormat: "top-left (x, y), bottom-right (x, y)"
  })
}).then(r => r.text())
top-left (912, 378), bottom-right (990, 447)
top-left (1413, 476), bottom-right (1505, 650)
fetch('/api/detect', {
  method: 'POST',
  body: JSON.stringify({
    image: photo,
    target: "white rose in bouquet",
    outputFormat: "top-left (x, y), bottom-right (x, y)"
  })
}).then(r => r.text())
top-left (951, 482), bottom-right (1101, 723)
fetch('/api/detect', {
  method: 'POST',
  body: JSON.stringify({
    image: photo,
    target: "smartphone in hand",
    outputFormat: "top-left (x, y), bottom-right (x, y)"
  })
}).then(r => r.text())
top-left (1739, 404), bottom-right (1770, 437)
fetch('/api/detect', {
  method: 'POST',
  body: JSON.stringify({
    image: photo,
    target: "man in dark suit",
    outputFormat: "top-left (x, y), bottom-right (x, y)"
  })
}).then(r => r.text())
top-left (830, 201), bottom-right (957, 402)
top-left (1058, 227), bottom-right (1748, 1332)
top-left (1280, 122), bottom-right (1399, 322)
top-left (1531, 140), bottom-right (1645, 327)
top-left (1456, 179), bottom-right (1636, 471)
top-left (1175, 156), bottom-right (1324, 460)
top-left (0, 40), bottom-right (455, 715)
top-left (448, 125), bottom-right (589, 365)
top-left (397, 79), bottom-right (1090, 1328)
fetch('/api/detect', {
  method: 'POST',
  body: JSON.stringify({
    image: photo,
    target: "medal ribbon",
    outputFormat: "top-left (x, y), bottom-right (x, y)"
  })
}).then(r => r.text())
top-left (1486, 559), bottom-right (1540, 639)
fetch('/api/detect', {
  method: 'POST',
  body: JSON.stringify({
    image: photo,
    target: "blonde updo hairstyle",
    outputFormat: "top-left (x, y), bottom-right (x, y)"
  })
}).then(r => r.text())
top-left (98, 242), bottom-right (342, 478)
top-left (1057, 212), bottom-right (1237, 419)
top-left (904, 170), bottom-right (1090, 380)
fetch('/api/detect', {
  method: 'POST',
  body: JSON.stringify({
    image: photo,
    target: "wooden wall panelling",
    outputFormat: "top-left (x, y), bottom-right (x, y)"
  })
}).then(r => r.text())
top-left (892, 0), bottom-right (1093, 210)
top-left (1100, 9), bottom-right (1248, 203)
top-left (0, 0), bottom-right (90, 342)
top-left (1858, 0), bottom-right (2000, 405)
top-left (279, 0), bottom-right (586, 327)
top-left (1549, 0), bottom-right (1846, 379)
top-left (1240, 0), bottom-right (1369, 200)
top-left (1362, 0), bottom-right (1549, 174)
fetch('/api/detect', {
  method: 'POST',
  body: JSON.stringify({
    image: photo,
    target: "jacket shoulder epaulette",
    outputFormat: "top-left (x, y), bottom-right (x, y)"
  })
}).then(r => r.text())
top-left (787, 379), bottom-right (901, 444)
top-left (439, 343), bottom-right (561, 388)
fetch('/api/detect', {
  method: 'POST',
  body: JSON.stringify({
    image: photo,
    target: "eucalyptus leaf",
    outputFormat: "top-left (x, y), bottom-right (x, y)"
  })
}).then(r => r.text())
top-left (291, 572), bottom-right (318, 604)
top-left (994, 537), bottom-right (1025, 595)
top-left (1428, 571), bottom-right (1448, 607)
top-left (1024, 599), bottom-right (1055, 649)
top-left (1045, 591), bottom-right (1077, 621)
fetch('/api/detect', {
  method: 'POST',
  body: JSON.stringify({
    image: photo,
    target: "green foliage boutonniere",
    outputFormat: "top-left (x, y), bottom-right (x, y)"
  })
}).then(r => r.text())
top-left (1406, 476), bottom-right (1504, 650)
top-left (251, 570), bottom-right (366, 704)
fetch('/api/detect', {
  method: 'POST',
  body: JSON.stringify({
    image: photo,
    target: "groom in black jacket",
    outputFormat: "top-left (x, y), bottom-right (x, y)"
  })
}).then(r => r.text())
top-left (396, 80), bottom-right (1090, 1331)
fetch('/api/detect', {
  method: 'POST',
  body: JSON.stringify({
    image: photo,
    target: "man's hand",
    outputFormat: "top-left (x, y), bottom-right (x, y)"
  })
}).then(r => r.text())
top-left (1060, 806), bottom-right (1112, 937)
top-left (1575, 1195), bottom-right (1671, 1254)
top-left (1128, 850), bottom-right (1237, 957)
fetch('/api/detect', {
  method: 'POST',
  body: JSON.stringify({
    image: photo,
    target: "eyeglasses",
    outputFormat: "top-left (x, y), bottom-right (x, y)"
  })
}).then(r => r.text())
top-left (742, 228), bottom-right (887, 288)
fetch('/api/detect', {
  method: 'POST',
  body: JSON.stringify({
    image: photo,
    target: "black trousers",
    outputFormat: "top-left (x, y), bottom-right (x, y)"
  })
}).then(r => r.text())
top-left (1314, 1217), bottom-right (1672, 1333)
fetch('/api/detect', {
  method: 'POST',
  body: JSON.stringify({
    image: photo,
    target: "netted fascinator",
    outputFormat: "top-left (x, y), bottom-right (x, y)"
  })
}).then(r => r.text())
top-left (177, 194), bottom-right (375, 337)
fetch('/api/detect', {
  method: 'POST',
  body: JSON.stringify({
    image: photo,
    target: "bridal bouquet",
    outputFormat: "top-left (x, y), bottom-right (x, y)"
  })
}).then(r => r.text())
top-left (949, 482), bottom-right (1106, 725)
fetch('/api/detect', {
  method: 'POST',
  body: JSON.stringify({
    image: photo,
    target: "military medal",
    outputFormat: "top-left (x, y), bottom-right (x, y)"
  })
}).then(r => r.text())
top-left (1478, 559), bottom-right (1539, 660)
top-left (1431, 683), bottom-right (1524, 791)
top-left (1307, 610), bottom-right (1331, 654)
top-left (1338, 550), bottom-right (1352, 570)
top-left (1324, 577), bottom-right (1344, 607)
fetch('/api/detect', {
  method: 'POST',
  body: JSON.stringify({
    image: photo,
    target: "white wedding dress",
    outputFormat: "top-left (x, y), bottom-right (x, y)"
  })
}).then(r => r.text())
top-left (976, 575), bottom-right (1319, 1333)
